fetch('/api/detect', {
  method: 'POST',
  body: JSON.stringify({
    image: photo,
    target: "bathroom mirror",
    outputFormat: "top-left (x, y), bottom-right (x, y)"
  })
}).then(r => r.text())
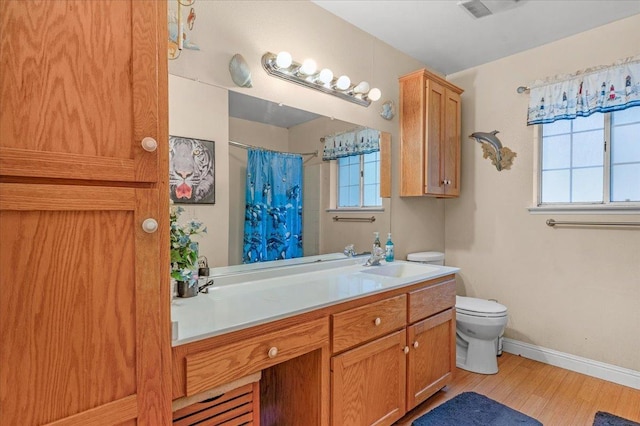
top-left (227, 92), bottom-right (391, 266)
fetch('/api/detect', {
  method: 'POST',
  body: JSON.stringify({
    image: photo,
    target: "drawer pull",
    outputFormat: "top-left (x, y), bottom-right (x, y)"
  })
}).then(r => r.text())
top-left (413, 341), bottom-right (419, 349)
top-left (403, 346), bottom-right (409, 354)
top-left (268, 347), bottom-right (278, 358)
top-left (374, 317), bottom-right (381, 326)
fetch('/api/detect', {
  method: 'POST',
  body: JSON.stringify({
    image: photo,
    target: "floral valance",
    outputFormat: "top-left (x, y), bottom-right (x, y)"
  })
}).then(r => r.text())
top-left (322, 127), bottom-right (380, 161)
top-left (527, 55), bottom-right (640, 125)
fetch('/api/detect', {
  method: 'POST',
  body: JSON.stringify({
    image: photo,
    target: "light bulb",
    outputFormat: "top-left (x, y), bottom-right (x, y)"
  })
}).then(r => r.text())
top-left (367, 88), bottom-right (382, 101)
top-left (299, 59), bottom-right (317, 76)
top-left (336, 75), bottom-right (351, 91)
top-left (318, 68), bottom-right (333, 85)
top-left (353, 81), bottom-right (370, 94)
top-left (275, 51), bottom-right (292, 69)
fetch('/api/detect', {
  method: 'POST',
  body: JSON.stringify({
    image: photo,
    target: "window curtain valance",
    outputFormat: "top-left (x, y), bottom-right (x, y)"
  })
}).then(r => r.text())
top-left (527, 55), bottom-right (640, 125)
top-left (322, 127), bottom-right (380, 161)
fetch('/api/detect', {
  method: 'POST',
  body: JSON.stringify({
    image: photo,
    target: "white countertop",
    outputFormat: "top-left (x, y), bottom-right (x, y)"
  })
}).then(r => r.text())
top-left (171, 257), bottom-right (459, 347)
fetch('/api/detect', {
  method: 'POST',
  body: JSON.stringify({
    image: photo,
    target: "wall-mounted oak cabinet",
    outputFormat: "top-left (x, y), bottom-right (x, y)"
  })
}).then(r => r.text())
top-left (399, 69), bottom-right (463, 197)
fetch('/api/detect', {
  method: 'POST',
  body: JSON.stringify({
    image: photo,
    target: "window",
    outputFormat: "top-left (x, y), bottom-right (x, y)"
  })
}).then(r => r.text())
top-left (337, 151), bottom-right (382, 208)
top-left (539, 108), bottom-right (640, 206)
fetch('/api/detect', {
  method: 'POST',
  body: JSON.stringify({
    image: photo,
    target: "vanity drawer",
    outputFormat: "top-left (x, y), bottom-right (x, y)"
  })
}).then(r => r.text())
top-left (408, 279), bottom-right (455, 323)
top-left (332, 294), bottom-right (407, 353)
top-left (185, 317), bottom-right (328, 396)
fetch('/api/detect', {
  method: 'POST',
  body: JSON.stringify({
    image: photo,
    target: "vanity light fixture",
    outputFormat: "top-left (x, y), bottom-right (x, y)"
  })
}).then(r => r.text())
top-left (261, 51), bottom-right (382, 107)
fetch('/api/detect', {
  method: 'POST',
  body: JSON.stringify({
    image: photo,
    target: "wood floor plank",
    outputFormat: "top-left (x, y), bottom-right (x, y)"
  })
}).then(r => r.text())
top-left (393, 353), bottom-right (640, 426)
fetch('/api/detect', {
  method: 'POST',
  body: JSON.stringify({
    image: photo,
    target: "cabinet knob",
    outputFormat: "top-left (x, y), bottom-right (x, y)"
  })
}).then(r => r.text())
top-left (141, 218), bottom-right (158, 233)
top-left (374, 317), bottom-right (381, 326)
top-left (413, 341), bottom-right (419, 349)
top-left (403, 346), bottom-right (410, 354)
top-left (268, 347), bottom-right (278, 358)
top-left (141, 137), bottom-right (158, 152)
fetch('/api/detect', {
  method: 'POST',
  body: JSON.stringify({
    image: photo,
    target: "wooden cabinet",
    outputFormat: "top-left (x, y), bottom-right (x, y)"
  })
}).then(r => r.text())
top-left (406, 309), bottom-right (456, 409)
top-left (406, 279), bottom-right (456, 410)
top-left (0, 1), bottom-right (170, 424)
top-left (330, 279), bottom-right (456, 425)
top-left (331, 331), bottom-right (407, 426)
top-left (399, 69), bottom-right (463, 197)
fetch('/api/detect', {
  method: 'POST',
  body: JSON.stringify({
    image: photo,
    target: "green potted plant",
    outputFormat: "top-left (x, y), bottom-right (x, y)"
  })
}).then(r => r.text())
top-left (170, 205), bottom-right (206, 297)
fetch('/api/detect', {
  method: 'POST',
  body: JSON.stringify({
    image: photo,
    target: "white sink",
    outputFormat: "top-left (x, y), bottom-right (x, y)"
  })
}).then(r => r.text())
top-left (359, 262), bottom-right (439, 278)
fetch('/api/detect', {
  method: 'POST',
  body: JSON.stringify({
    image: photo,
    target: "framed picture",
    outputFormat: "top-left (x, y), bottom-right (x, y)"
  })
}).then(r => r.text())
top-left (169, 136), bottom-right (215, 204)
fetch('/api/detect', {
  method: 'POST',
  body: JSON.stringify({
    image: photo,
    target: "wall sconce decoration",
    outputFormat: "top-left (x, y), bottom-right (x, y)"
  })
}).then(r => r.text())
top-left (469, 130), bottom-right (517, 171)
top-left (261, 51), bottom-right (382, 107)
top-left (380, 100), bottom-right (395, 120)
top-left (229, 54), bottom-right (253, 88)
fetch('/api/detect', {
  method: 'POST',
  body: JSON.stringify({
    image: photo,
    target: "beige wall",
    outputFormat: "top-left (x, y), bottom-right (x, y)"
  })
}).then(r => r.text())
top-left (445, 15), bottom-right (640, 370)
top-left (168, 75), bottom-right (229, 269)
top-left (168, 0), bottom-right (444, 265)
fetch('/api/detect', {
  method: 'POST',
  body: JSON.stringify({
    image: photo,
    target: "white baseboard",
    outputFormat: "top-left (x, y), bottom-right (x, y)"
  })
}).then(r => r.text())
top-left (502, 338), bottom-right (640, 390)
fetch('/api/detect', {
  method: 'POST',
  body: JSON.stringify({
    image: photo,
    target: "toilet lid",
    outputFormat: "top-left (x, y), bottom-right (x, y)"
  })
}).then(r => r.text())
top-left (456, 296), bottom-right (507, 316)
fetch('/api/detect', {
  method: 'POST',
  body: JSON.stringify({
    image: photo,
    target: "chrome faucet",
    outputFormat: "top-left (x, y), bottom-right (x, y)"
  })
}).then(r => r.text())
top-left (344, 244), bottom-right (357, 257)
top-left (364, 247), bottom-right (386, 266)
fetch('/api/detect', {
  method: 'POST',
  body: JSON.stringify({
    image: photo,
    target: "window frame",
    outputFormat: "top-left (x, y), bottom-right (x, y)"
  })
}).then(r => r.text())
top-left (335, 152), bottom-right (383, 210)
top-left (530, 110), bottom-right (640, 214)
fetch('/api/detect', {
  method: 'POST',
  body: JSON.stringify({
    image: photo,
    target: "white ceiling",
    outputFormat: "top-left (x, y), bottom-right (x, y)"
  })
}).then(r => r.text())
top-left (229, 92), bottom-right (322, 128)
top-left (312, 0), bottom-right (640, 75)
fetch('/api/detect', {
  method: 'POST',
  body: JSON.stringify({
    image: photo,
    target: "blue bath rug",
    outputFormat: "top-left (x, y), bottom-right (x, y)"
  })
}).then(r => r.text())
top-left (594, 411), bottom-right (640, 426)
top-left (412, 392), bottom-right (542, 426)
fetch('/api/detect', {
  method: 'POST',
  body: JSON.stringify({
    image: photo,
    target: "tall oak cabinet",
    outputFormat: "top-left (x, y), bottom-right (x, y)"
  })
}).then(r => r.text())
top-left (0, 1), bottom-right (171, 424)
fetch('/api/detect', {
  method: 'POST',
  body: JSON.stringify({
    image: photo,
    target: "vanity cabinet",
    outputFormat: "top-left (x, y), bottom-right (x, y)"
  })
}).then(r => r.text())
top-left (330, 279), bottom-right (456, 425)
top-left (399, 69), bottom-right (463, 197)
top-left (0, 1), bottom-right (170, 424)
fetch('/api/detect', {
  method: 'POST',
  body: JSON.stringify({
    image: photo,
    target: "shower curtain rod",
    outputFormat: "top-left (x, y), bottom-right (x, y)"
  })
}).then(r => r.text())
top-left (229, 140), bottom-right (318, 158)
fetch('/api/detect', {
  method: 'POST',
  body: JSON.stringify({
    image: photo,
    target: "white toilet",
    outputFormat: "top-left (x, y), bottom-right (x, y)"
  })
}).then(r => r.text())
top-left (406, 252), bottom-right (509, 375)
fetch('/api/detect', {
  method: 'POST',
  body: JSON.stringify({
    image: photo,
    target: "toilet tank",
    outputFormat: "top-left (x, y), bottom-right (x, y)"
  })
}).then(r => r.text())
top-left (407, 251), bottom-right (445, 266)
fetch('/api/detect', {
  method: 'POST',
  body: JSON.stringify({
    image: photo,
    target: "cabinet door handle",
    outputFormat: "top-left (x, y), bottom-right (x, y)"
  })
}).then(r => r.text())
top-left (141, 218), bottom-right (158, 233)
top-left (374, 317), bottom-right (381, 326)
top-left (403, 346), bottom-right (410, 354)
top-left (141, 137), bottom-right (158, 152)
top-left (413, 341), bottom-right (419, 349)
top-left (268, 347), bottom-right (278, 358)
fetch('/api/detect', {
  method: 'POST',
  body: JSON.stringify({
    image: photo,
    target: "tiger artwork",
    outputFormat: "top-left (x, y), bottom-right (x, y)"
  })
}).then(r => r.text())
top-left (169, 137), bottom-right (215, 204)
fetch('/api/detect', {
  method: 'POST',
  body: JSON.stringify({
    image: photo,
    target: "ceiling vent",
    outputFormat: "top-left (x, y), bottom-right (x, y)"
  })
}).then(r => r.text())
top-left (458, 0), bottom-right (521, 19)
top-left (458, 0), bottom-right (492, 18)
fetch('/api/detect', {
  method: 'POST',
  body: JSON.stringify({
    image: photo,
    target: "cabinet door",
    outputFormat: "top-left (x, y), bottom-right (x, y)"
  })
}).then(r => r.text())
top-left (332, 331), bottom-right (406, 426)
top-left (0, 0), bottom-right (160, 183)
top-left (424, 80), bottom-right (446, 196)
top-left (406, 309), bottom-right (456, 410)
top-left (443, 89), bottom-right (461, 196)
top-left (0, 183), bottom-right (169, 425)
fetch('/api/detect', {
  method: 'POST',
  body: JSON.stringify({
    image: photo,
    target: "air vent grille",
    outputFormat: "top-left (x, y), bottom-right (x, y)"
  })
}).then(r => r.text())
top-left (458, 0), bottom-right (493, 19)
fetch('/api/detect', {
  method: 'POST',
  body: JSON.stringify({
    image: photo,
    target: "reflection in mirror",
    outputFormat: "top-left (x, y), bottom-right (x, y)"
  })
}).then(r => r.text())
top-left (228, 92), bottom-right (390, 266)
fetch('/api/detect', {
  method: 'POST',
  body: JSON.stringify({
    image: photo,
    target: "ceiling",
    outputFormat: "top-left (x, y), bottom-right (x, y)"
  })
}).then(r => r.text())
top-left (312, 0), bottom-right (640, 75)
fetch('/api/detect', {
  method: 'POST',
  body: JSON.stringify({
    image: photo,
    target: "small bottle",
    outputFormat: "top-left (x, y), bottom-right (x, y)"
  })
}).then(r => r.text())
top-left (373, 232), bottom-right (381, 252)
top-left (385, 233), bottom-right (395, 262)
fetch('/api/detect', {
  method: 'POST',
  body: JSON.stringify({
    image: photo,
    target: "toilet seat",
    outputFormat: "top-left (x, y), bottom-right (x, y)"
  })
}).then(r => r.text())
top-left (456, 296), bottom-right (507, 318)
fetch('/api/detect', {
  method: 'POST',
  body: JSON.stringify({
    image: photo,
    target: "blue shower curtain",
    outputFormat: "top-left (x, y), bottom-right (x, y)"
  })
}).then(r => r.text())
top-left (243, 149), bottom-right (303, 263)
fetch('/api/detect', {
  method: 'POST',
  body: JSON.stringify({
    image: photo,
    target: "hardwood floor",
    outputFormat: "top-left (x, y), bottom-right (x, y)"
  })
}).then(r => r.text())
top-left (395, 353), bottom-right (640, 425)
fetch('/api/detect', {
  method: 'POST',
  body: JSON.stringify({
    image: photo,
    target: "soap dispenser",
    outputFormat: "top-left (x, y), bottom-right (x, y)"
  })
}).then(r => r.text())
top-left (373, 232), bottom-right (381, 252)
top-left (385, 233), bottom-right (394, 262)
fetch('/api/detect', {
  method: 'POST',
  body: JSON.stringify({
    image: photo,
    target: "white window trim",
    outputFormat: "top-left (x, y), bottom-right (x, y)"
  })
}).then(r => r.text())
top-left (529, 118), bottom-right (640, 215)
top-left (332, 153), bottom-right (383, 210)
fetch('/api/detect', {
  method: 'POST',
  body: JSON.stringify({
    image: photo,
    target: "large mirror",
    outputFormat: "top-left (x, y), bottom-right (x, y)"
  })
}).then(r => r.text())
top-left (227, 92), bottom-right (391, 266)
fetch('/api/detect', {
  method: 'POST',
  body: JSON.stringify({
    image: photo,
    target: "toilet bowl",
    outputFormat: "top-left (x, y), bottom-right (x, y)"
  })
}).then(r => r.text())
top-left (406, 252), bottom-right (509, 375)
top-left (455, 296), bottom-right (507, 374)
